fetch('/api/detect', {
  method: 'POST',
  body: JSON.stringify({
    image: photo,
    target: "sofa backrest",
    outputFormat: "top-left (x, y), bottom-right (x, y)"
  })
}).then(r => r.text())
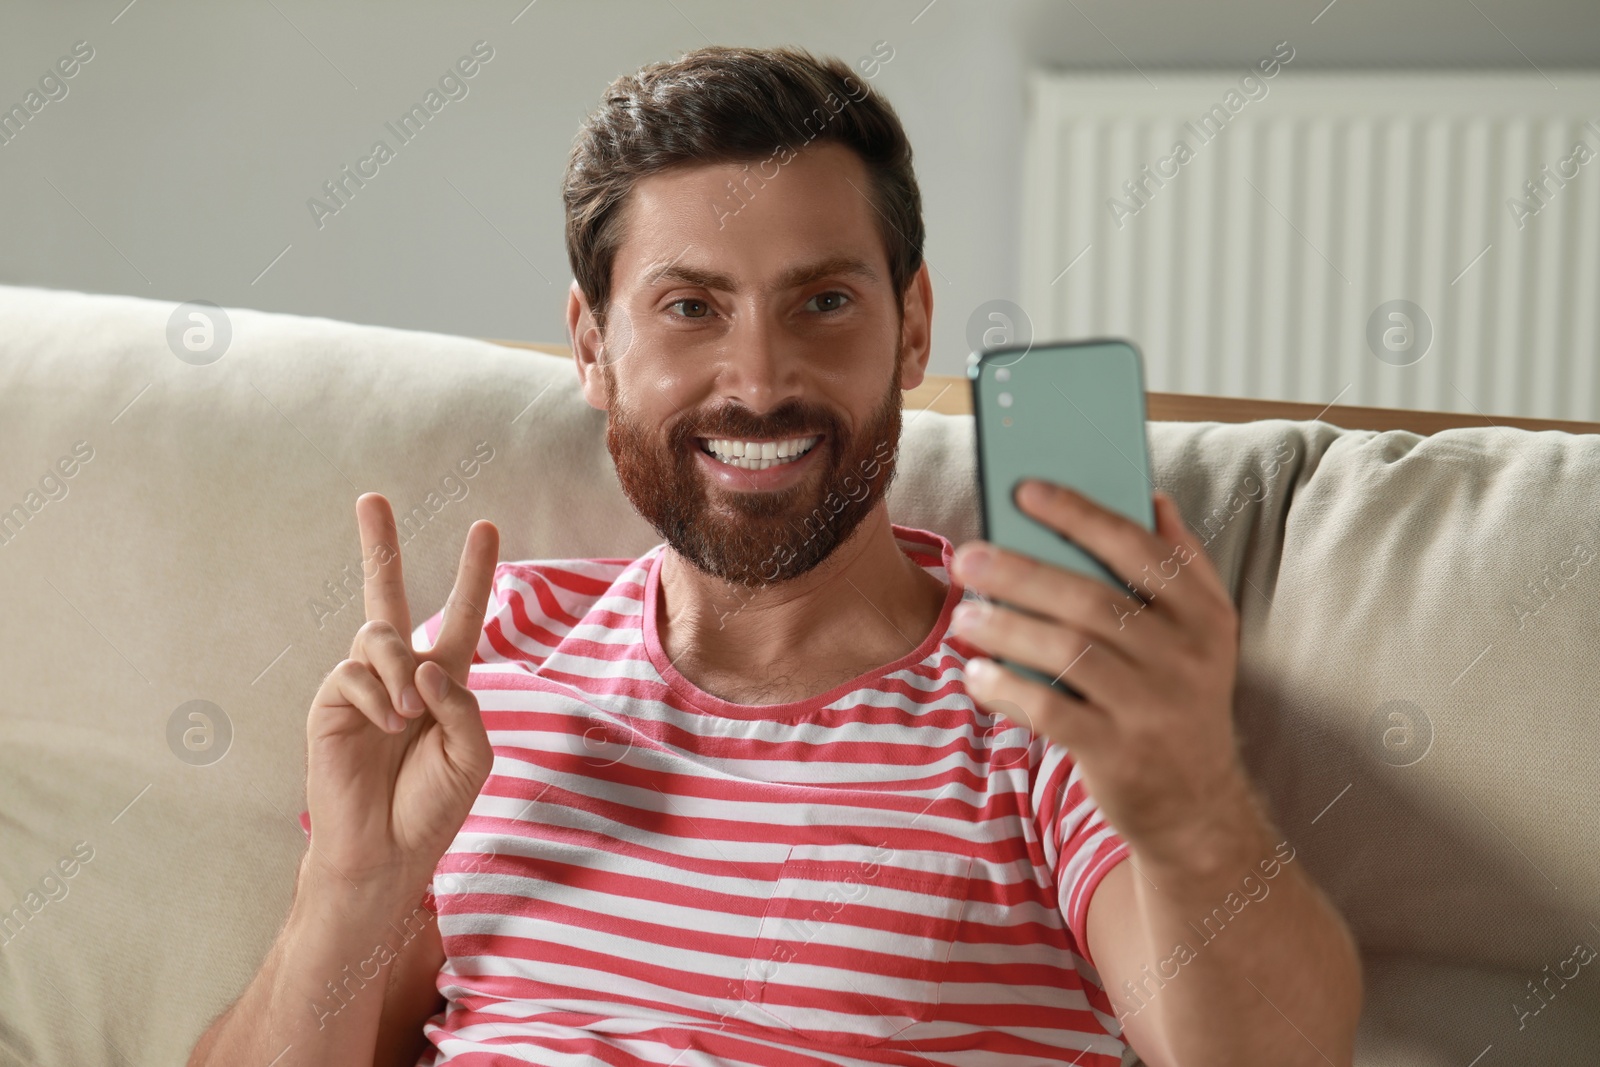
top-left (1, 283), bottom-right (1596, 1065)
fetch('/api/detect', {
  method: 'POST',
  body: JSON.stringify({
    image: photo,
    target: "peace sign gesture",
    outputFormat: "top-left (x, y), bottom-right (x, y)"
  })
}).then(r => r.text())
top-left (303, 493), bottom-right (500, 899)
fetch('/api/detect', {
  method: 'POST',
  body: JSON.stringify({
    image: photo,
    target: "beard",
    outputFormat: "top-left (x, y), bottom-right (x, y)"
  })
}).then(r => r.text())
top-left (605, 339), bottom-right (904, 590)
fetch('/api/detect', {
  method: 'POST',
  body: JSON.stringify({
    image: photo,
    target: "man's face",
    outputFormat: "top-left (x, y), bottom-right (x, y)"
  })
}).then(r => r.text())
top-left (578, 142), bottom-right (928, 588)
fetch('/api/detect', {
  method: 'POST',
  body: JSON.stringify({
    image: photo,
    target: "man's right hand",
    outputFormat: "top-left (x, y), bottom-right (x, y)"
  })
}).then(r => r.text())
top-left (304, 493), bottom-right (500, 898)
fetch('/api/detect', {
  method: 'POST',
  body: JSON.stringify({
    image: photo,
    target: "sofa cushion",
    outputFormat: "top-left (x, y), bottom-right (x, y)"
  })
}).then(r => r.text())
top-left (0, 283), bottom-right (1595, 1065)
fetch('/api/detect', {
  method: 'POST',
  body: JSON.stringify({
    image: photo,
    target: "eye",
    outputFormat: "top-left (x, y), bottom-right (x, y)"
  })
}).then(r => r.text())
top-left (804, 291), bottom-right (851, 313)
top-left (669, 298), bottom-right (711, 319)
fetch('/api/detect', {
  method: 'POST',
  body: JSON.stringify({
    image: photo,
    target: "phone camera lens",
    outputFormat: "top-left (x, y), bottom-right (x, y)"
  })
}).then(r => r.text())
top-left (998, 392), bottom-right (1013, 407)
top-left (995, 368), bottom-right (1011, 382)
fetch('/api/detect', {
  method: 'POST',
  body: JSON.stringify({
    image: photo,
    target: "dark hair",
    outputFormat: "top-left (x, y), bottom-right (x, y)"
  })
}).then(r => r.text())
top-left (563, 45), bottom-right (923, 326)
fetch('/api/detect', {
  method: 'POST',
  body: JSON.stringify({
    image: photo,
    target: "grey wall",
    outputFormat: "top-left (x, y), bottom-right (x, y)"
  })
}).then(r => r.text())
top-left (2, 0), bottom-right (1596, 378)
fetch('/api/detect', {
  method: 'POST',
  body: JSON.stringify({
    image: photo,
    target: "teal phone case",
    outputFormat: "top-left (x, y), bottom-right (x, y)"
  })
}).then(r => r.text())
top-left (967, 338), bottom-right (1156, 697)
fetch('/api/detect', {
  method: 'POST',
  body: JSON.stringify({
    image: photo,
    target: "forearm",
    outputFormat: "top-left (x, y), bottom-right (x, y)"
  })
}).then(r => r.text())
top-left (1123, 784), bottom-right (1363, 1067)
top-left (188, 854), bottom-right (423, 1067)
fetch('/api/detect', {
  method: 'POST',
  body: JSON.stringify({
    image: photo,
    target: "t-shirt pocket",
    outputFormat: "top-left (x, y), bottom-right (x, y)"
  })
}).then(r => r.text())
top-left (741, 843), bottom-right (974, 1048)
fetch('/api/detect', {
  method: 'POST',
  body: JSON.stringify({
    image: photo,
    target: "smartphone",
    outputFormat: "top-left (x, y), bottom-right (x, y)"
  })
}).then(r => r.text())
top-left (967, 337), bottom-right (1156, 696)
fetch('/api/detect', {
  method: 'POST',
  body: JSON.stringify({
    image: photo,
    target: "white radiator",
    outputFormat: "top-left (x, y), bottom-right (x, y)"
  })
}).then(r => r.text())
top-left (1019, 71), bottom-right (1600, 422)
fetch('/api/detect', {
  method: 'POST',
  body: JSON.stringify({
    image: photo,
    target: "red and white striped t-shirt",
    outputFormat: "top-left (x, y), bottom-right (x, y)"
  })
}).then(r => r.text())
top-left (315, 523), bottom-right (1133, 1065)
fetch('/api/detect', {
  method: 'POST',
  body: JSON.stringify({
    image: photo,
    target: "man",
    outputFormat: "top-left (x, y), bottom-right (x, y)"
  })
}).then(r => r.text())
top-left (190, 46), bottom-right (1361, 1067)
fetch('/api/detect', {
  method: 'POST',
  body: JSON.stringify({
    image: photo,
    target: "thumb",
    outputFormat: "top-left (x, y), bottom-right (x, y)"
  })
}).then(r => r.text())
top-left (414, 659), bottom-right (493, 785)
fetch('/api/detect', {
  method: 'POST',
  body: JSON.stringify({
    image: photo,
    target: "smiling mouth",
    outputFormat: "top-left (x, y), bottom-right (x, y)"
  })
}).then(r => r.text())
top-left (697, 434), bottom-right (823, 471)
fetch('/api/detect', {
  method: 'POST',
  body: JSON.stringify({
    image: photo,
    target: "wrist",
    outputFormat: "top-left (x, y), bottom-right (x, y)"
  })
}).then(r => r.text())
top-left (1133, 771), bottom-right (1277, 889)
top-left (294, 851), bottom-right (428, 923)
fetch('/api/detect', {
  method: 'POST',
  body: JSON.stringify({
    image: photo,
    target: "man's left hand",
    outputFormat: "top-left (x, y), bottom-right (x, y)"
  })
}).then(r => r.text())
top-left (949, 479), bottom-right (1256, 870)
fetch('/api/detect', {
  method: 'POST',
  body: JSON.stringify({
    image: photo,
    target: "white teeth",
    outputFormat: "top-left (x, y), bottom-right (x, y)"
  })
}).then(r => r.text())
top-left (702, 434), bottom-right (820, 470)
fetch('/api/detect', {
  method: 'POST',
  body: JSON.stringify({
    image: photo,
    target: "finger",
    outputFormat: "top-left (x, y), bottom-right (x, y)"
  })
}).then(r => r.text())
top-left (953, 542), bottom-right (1174, 648)
top-left (965, 654), bottom-right (1113, 758)
top-left (351, 620), bottom-right (424, 719)
top-left (414, 659), bottom-right (494, 786)
top-left (356, 493), bottom-right (412, 640)
top-left (1150, 491), bottom-right (1237, 620)
top-left (424, 519), bottom-right (500, 683)
top-left (1013, 481), bottom-right (1215, 631)
top-left (322, 659), bottom-right (408, 734)
top-left (953, 600), bottom-right (1145, 711)
top-left (1153, 490), bottom-right (1225, 587)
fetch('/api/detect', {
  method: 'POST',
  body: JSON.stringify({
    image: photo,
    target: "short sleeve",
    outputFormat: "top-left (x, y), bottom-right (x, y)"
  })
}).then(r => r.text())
top-left (1029, 737), bottom-right (1131, 973)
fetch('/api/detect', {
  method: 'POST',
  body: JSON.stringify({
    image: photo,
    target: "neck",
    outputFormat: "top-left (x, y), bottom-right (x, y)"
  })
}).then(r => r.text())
top-left (656, 504), bottom-right (948, 694)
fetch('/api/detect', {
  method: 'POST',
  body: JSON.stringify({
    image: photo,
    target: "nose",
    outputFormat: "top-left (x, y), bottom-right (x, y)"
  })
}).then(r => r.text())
top-left (714, 307), bottom-right (805, 420)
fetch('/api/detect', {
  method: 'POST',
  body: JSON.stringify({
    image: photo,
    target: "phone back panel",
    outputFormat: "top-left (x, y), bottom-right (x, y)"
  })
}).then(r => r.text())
top-left (968, 338), bottom-right (1155, 593)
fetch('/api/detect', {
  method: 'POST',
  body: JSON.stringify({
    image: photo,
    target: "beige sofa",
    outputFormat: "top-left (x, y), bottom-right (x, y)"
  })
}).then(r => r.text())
top-left (1, 283), bottom-right (1596, 1066)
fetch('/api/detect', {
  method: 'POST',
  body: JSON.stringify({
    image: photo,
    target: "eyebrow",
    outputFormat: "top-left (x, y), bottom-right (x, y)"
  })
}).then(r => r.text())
top-left (644, 254), bottom-right (880, 293)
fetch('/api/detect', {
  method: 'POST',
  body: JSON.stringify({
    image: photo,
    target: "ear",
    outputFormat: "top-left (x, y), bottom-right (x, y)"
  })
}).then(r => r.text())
top-left (896, 261), bottom-right (934, 392)
top-left (567, 279), bottom-right (610, 412)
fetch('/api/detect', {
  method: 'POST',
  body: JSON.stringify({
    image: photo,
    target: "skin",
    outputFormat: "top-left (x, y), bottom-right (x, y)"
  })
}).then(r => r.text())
top-left (569, 139), bottom-right (1362, 1063)
top-left (568, 142), bottom-right (948, 706)
top-left (188, 501), bottom-right (495, 1066)
top-left (192, 138), bottom-right (1361, 1067)
top-left (950, 483), bottom-right (1364, 1065)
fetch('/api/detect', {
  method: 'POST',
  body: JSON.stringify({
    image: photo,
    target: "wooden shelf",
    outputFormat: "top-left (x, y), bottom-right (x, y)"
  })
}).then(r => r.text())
top-left (880, 374), bottom-right (1600, 435)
